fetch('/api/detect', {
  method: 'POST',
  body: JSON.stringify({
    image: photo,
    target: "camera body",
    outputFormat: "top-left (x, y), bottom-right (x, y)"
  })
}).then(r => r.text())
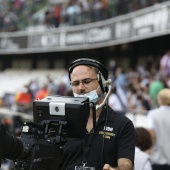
top-left (0, 96), bottom-right (90, 170)
top-left (14, 121), bottom-right (64, 170)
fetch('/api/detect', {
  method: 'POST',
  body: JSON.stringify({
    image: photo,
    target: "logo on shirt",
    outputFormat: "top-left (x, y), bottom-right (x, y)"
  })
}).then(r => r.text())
top-left (103, 126), bottom-right (113, 132)
top-left (99, 126), bottom-right (115, 139)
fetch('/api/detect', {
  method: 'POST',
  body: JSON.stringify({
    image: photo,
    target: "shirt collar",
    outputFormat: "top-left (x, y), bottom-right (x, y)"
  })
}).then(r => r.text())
top-left (159, 106), bottom-right (170, 110)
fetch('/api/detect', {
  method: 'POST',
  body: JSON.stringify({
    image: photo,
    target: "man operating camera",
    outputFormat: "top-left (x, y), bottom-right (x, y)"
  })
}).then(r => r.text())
top-left (59, 58), bottom-right (135, 170)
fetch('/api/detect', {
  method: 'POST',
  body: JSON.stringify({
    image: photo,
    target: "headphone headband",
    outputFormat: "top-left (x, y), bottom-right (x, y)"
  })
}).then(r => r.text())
top-left (68, 58), bottom-right (108, 80)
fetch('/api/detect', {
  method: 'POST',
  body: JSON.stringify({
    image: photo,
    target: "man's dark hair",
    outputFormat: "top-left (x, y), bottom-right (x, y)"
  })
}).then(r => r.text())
top-left (135, 127), bottom-right (152, 151)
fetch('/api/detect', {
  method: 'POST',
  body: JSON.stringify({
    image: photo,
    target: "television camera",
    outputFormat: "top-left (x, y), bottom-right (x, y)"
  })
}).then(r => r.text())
top-left (0, 96), bottom-right (90, 170)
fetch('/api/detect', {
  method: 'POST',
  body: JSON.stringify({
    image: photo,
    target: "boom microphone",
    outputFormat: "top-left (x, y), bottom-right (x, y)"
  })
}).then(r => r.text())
top-left (96, 79), bottom-right (112, 110)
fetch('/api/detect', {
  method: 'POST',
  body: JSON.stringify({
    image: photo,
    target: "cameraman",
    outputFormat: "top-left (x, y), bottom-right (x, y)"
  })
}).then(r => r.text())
top-left (60, 58), bottom-right (135, 170)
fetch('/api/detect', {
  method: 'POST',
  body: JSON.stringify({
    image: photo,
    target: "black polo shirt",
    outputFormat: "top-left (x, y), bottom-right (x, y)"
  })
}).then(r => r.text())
top-left (60, 106), bottom-right (135, 170)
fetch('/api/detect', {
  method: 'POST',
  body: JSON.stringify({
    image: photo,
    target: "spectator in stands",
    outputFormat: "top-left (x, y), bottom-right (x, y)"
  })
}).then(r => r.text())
top-left (149, 75), bottom-right (164, 107)
top-left (28, 79), bottom-right (40, 100)
top-left (12, 0), bottom-right (23, 15)
top-left (147, 88), bottom-right (170, 170)
top-left (44, 9), bottom-right (56, 28)
top-left (140, 78), bottom-right (153, 109)
top-left (59, 3), bottom-right (68, 25)
top-left (126, 84), bottom-right (138, 110)
top-left (46, 75), bottom-right (57, 95)
top-left (53, 3), bottom-right (62, 27)
top-left (108, 0), bottom-right (117, 17)
top-left (2, 92), bottom-right (15, 108)
top-left (101, 0), bottom-right (110, 20)
top-left (108, 86), bottom-right (126, 114)
top-left (34, 84), bottom-right (49, 100)
top-left (2, 10), bottom-right (18, 32)
top-left (79, 0), bottom-right (90, 23)
top-left (114, 67), bottom-right (127, 93)
top-left (132, 94), bottom-right (148, 112)
top-left (15, 85), bottom-right (32, 113)
top-left (56, 81), bottom-right (67, 96)
top-left (61, 69), bottom-right (72, 91)
top-left (91, 0), bottom-right (102, 22)
top-left (134, 127), bottom-right (152, 170)
top-left (160, 50), bottom-right (170, 76)
top-left (108, 59), bottom-right (117, 80)
top-left (66, 0), bottom-right (77, 26)
top-left (159, 50), bottom-right (170, 85)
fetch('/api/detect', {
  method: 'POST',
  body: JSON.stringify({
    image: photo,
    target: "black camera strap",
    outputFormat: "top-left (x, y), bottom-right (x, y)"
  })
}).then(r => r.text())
top-left (82, 132), bottom-right (94, 168)
top-left (82, 105), bottom-right (96, 168)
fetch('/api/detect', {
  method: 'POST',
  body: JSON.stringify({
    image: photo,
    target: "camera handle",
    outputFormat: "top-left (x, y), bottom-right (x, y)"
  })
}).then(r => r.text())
top-left (42, 120), bottom-right (67, 144)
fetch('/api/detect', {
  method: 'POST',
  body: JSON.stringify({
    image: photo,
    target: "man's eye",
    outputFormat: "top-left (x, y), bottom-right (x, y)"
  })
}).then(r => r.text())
top-left (83, 79), bottom-right (92, 84)
top-left (72, 82), bottom-right (79, 86)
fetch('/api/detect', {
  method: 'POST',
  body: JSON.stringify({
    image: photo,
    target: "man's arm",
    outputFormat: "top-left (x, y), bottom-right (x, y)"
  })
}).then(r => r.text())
top-left (103, 158), bottom-right (133, 170)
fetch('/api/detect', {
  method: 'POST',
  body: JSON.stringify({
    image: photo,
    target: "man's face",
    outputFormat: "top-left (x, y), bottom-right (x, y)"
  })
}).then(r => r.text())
top-left (70, 65), bottom-right (99, 94)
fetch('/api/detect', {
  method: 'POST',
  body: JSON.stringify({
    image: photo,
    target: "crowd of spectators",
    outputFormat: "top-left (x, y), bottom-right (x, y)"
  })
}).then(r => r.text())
top-left (0, 71), bottom-right (71, 114)
top-left (52, 0), bottom-right (169, 27)
top-left (0, 0), bottom-right (169, 32)
top-left (0, 0), bottom-right (47, 32)
top-left (107, 51), bottom-right (170, 115)
top-left (0, 51), bottom-right (170, 116)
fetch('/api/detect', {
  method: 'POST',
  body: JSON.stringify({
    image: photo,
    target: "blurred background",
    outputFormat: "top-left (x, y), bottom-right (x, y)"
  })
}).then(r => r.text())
top-left (0, 1), bottom-right (170, 168)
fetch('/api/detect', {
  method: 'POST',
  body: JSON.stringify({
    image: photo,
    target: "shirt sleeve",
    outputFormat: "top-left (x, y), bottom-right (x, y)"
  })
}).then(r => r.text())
top-left (143, 159), bottom-right (152, 170)
top-left (117, 119), bottom-right (135, 163)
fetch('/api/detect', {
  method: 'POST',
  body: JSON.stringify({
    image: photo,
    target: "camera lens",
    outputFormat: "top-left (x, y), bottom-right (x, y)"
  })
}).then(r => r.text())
top-left (0, 124), bottom-right (24, 159)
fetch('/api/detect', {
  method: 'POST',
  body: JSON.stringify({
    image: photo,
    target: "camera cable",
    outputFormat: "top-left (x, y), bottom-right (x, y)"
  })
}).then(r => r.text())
top-left (100, 100), bottom-right (109, 168)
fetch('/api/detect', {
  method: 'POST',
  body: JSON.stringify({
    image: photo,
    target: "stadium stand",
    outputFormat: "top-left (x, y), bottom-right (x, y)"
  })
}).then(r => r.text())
top-left (0, 69), bottom-right (65, 97)
top-left (0, 0), bottom-right (169, 32)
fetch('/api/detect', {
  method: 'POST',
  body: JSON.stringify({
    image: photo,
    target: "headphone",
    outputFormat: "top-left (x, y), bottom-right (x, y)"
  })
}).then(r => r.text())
top-left (68, 58), bottom-right (111, 93)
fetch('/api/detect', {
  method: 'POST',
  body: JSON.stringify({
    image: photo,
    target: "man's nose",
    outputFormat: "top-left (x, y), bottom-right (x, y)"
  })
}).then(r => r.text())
top-left (78, 82), bottom-right (86, 89)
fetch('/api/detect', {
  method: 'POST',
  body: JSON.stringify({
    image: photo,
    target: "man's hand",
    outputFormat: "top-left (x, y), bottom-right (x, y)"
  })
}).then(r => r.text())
top-left (103, 158), bottom-right (133, 170)
top-left (103, 164), bottom-right (115, 170)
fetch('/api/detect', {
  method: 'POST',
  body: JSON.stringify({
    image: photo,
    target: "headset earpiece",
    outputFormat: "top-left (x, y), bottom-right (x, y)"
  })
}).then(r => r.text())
top-left (97, 72), bottom-right (109, 93)
top-left (98, 72), bottom-right (105, 93)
